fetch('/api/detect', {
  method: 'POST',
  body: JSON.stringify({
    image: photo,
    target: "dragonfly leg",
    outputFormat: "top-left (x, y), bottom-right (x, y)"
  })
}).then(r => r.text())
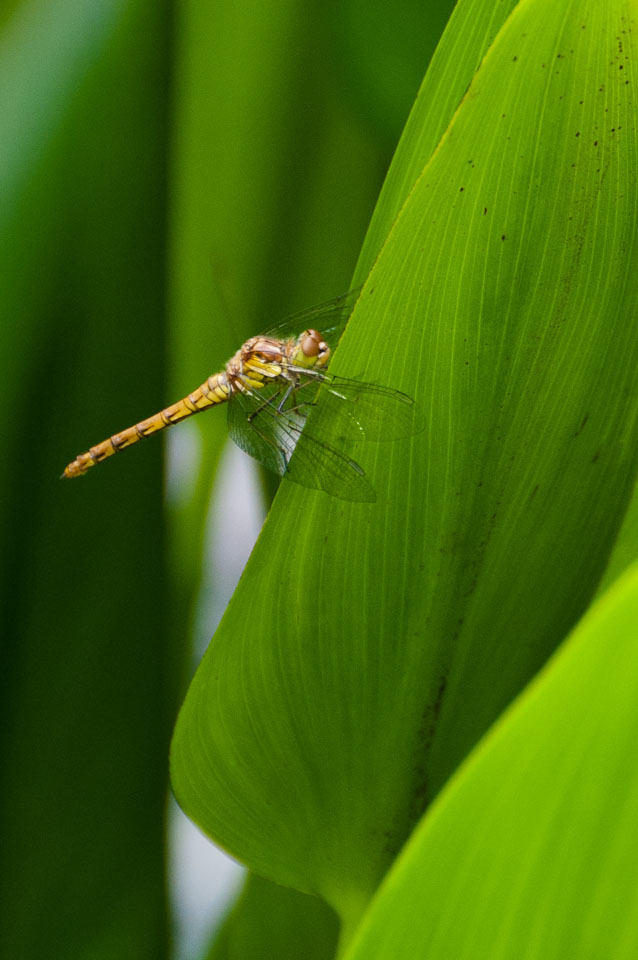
top-left (283, 396), bottom-right (318, 416)
top-left (247, 387), bottom-right (295, 423)
top-left (276, 383), bottom-right (294, 412)
top-left (247, 386), bottom-right (317, 425)
top-left (247, 395), bottom-right (276, 424)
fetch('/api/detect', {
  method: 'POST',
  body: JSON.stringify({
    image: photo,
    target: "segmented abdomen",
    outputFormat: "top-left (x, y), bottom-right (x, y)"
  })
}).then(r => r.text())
top-left (63, 372), bottom-right (230, 478)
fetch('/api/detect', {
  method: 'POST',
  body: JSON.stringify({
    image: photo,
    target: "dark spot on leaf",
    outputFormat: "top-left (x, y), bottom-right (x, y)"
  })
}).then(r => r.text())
top-left (574, 413), bottom-right (589, 436)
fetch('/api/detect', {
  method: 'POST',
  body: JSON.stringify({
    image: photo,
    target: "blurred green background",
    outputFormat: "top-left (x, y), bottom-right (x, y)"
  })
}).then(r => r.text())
top-left (0, 1), bottom-right (453, 957)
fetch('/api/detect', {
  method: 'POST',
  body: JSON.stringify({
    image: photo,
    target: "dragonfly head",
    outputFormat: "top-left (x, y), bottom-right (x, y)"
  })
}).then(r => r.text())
top-left (294, 329), bottom-right (330, 368)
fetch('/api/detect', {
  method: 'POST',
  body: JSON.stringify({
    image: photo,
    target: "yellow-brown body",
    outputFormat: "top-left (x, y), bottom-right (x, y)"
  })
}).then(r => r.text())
top-left (63, 329), bottom-right (329, 478)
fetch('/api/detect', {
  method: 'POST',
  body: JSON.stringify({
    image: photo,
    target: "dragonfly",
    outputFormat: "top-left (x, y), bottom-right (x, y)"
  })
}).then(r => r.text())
top-left (62, 290), bottom-right (422, 502)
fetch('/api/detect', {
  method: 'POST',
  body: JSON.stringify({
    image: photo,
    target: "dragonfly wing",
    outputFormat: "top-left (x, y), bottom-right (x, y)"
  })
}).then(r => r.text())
top-left (285, 425), bottom-right (376, 502)
top-left (262, 290), bottom-right (424, 442)
top-left (227, 382), bottom-right (295, 477)
top-left (260, 287), bottom-right (362, 350)
top-left (290, 371), bottom-right (426, 443)
top-left (227, 381), bottom-right (376, 502)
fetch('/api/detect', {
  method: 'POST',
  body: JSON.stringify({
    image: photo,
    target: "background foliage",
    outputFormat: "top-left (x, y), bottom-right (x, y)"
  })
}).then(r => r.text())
top-left (2, 1), bottom-right (637, 960)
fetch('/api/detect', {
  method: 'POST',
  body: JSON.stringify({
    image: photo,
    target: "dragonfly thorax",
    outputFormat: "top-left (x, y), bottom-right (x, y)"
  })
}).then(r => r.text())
top-left (238, 336), bottom-right (285, 363)
top-left (228, 329), bottom-right (331, 386)
top-left (224, 337), bottom-right (290, 394)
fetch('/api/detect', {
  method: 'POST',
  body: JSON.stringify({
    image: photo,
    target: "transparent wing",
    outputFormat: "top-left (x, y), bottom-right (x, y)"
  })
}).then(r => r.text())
top-left (227, 382), bottom-right (305, 478)
top-left (259, 287), bottom-right (362, 350)
top-left (293, 370), bottom-right (426, 443)
top-left (227, 379), bottom-right (376, 502)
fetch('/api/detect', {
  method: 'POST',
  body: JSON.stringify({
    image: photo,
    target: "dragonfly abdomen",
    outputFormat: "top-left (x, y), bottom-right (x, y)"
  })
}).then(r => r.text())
top-left (62, 371), bottom-right (230, 478)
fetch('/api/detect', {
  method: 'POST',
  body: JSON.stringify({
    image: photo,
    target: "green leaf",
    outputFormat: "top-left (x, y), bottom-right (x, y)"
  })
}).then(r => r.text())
top-left (206, 874), bottom-right (338, 960)
top-left (355, 0), bottom-right (519, 275)
top-left (596, 481), bottom-right (638, 596)
top-left (171, 0), bottom-right (638, 945)
top-left (345, 561), bottom-right (638, 960)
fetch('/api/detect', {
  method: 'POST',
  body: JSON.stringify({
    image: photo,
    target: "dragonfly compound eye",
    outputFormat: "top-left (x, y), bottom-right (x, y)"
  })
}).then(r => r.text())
top-left (301, 329), bottom-right (329, 364)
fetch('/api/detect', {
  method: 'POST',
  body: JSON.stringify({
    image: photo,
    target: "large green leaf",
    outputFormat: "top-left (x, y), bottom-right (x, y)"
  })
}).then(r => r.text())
top-left (345, 561), bottom-right (638, 960)
top-left (596, 481), bottom-right (638, 596)
top-left (355, 0), bottom-right (520, 274)
top-left (206, 874), bottom-right (338, 960)
top-left (172, 0), bottom-right (638, 947)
